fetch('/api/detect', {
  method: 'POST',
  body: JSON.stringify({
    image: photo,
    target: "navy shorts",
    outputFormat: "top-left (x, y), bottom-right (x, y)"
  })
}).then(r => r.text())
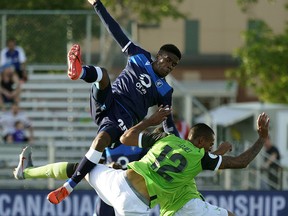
top-left (89, 83), bottom-right (135, 148)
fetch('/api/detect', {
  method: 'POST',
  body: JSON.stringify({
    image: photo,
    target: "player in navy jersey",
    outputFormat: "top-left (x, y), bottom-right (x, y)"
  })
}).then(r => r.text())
top-left (48, 0), bottom-right (181, 204)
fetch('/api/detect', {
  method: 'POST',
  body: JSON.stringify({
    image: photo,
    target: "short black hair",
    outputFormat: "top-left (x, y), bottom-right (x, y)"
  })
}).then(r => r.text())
top-left (159, 44), bottom-right (181, 60)
top-left (6, 37), bottom-right (16, 44)
top-left (189, 123), bottom-right (214, 140)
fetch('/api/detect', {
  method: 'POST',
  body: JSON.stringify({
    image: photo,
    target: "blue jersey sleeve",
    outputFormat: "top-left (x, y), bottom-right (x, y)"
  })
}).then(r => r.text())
top-left (94, 0), bottom-right (150, 58)
top-left (163, 113), bottom-right (179, 137)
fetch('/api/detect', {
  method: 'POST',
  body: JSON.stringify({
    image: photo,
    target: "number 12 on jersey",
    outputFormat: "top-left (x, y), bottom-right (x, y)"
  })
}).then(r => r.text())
top-left (151, 145), bottom-right (187, 182)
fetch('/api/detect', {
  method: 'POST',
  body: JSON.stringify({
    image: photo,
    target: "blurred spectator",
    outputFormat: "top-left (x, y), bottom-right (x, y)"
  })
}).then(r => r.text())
top-left (0, 64), bottom-right (21, 109)
top-left (4, 133), bottom-right (14, 144)
top-left (12, 121), bottom-right (29, 143)
top-left (261, 136), bottom-right (282, 190)
top-left (173, 112), bottom-right (190, 139)
top-left (0, 38), bottom-right (27, 82)
top-left (0, 103), bottom-right (33, 143)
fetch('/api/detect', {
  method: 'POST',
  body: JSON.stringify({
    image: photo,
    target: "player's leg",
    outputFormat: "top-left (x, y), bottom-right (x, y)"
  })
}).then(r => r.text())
top-left (47, 129), bottom-right (118, 204)
top-left (67, 44), bottom-right (110, 87)
top-left (85, 164), bottom-right (150, 216)
top-left (47, 83), bottom-right (122, 204)
top-left (174, 198), bottom-right (231, 216)
top-left (95, 199), bottom-right (115, 216)
top-left (64, 86), bottom-right (133, 192)
top-left (13, 146), bottom-right (78, 180)
top-left (16, 162), bottom-right (77, 180)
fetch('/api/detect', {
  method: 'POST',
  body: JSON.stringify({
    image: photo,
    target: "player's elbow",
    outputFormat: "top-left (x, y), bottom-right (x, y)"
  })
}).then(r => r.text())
top-left (234, 159), bottom-right (249, 169)
top-left (120, 131), bottom-right (136, 146)
top-left (119, 133), bottom-right (128, 145)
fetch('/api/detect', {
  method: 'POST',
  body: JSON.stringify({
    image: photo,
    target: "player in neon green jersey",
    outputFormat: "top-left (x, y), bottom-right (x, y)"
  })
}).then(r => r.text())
top-left (84, 107), bottom-right (269, 216)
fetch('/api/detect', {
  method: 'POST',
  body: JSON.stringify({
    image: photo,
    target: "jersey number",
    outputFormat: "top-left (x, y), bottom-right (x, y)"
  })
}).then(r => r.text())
top-left (151, 145), bottom-right (187, 182)
top-left (118, 119), bottom-right (128, 131)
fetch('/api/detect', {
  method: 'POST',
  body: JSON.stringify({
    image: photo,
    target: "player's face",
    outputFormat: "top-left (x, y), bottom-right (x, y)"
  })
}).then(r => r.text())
top-left (202, 135), bottom-right (215, 152)
top-left (153, 51), bottom-right (179, 78)
top-left (7, 40), bottom-right (16, 50)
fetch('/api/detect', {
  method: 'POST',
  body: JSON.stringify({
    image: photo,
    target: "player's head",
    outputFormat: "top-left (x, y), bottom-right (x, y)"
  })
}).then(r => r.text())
top-left (6, 38), bottom-right (17, 50)
top-left (188, 123), bottom-right (215, 152)
top-left (153, 44), bottom-right (181, 78)
top-left (11, 102), bottom-right (20, 115)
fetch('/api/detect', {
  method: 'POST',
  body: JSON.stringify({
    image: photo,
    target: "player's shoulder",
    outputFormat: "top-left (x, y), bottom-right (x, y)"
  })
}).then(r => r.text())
top-left (0, 47), bottom-right (8, 54)
top-left (127, 44), bottom-right (151, 59)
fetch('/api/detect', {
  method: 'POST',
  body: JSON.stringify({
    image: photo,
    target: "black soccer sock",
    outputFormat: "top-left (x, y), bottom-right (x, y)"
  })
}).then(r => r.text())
top-left (66, 148), bottom-right (102, 189)
top-left (66, 162), bottom-right (79, 178)
top-left (69, 157), bottom-right (96, 184)
top-left (81, 65), bottom-right (103, 83)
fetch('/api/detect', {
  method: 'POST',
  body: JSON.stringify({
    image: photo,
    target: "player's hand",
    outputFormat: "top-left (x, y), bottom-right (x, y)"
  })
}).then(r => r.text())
top-left (214, 141), bottom-right (232, 155)
top-left (146, 105), bottom-right (171, 126)
top-left (108, 162), bottom-right (122, 169)
top-left (257, 112), bottom-right (270, 139)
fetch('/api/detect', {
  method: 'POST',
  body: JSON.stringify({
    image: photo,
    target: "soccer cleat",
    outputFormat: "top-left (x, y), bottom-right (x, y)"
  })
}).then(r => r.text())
top-left (13, 145), bottom-right (33, 180)
top-left (67, 44), bottom-right (83, 80)
top-left (47, 186), bottom-right (70, 204)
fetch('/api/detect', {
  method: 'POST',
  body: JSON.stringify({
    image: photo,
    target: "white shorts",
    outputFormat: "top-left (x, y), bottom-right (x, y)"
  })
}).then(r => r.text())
top-left (85, 164), bottom-right (150, 216)
top-left (175, 198), bottom-right (228, 216)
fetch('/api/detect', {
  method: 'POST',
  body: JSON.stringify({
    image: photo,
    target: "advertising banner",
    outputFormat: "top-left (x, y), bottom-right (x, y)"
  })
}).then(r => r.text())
top-left (0, 189), bottom-right (287, 216)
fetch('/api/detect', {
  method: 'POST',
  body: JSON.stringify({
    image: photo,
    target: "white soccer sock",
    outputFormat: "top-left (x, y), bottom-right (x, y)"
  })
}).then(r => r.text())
top-left (64, 182), bottom-right (73, 193)
top-left (85, 147), bottom-right (102, 164)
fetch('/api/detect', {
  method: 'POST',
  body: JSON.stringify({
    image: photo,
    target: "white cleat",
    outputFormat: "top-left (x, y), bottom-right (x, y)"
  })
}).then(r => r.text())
top-left (13, 146), bottom-right (33, 180)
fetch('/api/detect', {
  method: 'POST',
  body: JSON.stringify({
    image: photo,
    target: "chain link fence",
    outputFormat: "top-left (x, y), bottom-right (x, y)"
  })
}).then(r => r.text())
top-left (0, 10), bottom-right (107, 66)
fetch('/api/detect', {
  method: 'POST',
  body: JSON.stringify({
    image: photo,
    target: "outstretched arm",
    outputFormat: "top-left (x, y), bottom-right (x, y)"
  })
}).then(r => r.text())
top-left (220, 112), bottom-right (270, 169)
top-left (89, 0), bottom-right (131, 51)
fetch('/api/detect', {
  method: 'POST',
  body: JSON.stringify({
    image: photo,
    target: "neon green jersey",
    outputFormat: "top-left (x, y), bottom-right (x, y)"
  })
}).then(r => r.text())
top-left (128, 134), bottom-right (220, 216)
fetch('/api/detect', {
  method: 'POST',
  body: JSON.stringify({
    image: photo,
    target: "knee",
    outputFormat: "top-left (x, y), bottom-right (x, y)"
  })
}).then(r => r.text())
top-left (99, 67), bottom-right (107, 76)
top-left (98, 67), bottom-right (110, 89)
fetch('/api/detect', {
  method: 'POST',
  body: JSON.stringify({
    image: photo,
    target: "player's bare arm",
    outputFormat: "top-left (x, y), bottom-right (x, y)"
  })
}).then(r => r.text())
top-left (219, 112), bottom-right (270, 169)
top-left (120, 105), bottom-right (171, 146)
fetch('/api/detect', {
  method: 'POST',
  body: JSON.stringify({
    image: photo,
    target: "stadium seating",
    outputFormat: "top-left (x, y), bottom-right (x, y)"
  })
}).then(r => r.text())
top-left (19, 73), bottom-right (97, 142)
top-left (0, 72), bottom-right (98, 189)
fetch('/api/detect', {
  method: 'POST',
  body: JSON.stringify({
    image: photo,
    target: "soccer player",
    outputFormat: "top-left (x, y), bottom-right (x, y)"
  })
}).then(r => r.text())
top-left (82, 108), bottom-right (270, 216)
top-left (47, 0), bottom-right (182, 204)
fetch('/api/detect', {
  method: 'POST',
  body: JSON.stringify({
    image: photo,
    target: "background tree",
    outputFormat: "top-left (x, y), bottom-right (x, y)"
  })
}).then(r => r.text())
top-left (86, 0), bottom-right (187, 69)
top-left (0, 0), bottom-right (186, 68)
top-left (226, 1), bottom-right (288, 103)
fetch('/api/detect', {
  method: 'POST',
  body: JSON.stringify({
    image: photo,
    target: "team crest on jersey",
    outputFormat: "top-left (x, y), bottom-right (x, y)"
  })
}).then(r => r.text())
top-left (155, 79), bottom-right (163, 88)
